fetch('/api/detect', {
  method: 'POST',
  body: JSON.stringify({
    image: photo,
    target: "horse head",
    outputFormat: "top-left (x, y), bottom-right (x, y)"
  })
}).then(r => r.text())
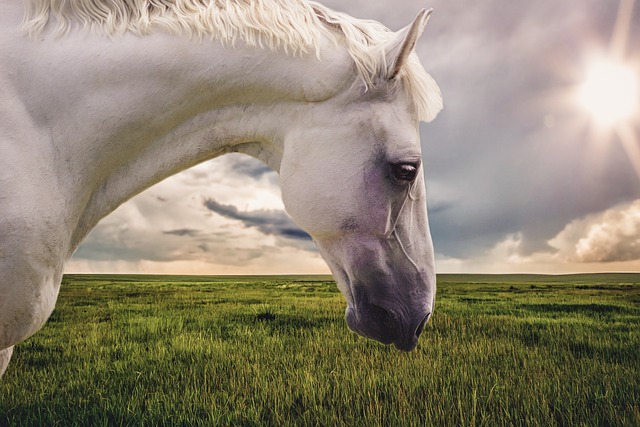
top-left (279, 10), bottom-right (442, 351)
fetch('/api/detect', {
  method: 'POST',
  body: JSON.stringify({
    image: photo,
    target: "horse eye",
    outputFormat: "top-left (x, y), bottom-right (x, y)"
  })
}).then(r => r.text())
top-left (391, 162), bottom-right (419, 182)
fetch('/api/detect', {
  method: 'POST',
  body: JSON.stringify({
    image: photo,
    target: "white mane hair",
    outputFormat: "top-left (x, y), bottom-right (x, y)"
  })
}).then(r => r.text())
top-left (20, 0), bottom-right (442, 121)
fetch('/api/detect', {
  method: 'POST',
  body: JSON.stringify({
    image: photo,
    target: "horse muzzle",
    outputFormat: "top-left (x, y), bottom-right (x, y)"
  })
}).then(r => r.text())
top-left (345, 302), bottom-right (432, 351)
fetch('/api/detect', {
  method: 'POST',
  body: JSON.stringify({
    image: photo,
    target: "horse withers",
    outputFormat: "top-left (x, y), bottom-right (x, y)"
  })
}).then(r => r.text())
top-left (0, 0), bottom-right (442, 376)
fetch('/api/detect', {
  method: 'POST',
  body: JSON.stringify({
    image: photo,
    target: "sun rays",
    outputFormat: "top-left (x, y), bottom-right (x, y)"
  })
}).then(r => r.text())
top-left (575, 0), bottom-right (640, 178)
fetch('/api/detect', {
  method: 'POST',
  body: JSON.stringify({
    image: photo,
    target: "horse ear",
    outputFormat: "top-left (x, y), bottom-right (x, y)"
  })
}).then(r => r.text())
top-left (386, 9), bottom-right (433, 80)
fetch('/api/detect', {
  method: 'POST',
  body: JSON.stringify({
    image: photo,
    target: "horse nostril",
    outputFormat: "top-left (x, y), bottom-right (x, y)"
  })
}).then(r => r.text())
top-left (414, 312), bottom-right (431, 338)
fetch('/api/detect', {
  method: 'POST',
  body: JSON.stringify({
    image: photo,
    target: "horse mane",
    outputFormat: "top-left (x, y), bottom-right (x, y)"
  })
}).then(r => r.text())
top-left (21, 0), bottom-right (442, 122)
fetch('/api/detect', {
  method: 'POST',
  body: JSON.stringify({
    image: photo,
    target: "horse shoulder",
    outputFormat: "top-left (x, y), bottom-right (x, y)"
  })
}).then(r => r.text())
top-left (0, 82), bottom-right (70, 352)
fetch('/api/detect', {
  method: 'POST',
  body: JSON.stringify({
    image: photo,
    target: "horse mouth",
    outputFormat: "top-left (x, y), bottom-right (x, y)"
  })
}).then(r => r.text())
top-left (393, 337), bottom-right (419, 352)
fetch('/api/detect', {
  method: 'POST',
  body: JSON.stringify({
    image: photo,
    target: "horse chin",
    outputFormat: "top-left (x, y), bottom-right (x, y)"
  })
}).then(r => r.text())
top-left (392, 337), bottom-right (419, 352)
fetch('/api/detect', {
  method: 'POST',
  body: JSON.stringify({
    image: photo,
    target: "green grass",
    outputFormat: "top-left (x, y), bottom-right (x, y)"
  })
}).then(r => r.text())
top-left (1, 273), bottom-right (639, 426)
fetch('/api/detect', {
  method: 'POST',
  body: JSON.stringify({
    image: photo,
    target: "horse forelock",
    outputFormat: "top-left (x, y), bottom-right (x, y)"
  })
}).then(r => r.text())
top-left (20, 0), bottom-right (441, 122)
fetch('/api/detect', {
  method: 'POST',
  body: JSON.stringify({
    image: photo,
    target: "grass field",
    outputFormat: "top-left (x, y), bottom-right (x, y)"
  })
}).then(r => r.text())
top-left (1, 273), bottom-right (639, 426)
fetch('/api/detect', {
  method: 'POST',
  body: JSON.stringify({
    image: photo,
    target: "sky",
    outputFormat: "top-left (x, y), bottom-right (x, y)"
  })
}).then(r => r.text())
top-left (66, 0), bottom-right (640, 275)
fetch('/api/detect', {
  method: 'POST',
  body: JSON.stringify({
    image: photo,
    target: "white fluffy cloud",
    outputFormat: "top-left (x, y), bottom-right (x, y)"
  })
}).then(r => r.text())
top-left (550, 199), bottom-right (640, 263)
top-left (437, 200), bottom-right (640, 273)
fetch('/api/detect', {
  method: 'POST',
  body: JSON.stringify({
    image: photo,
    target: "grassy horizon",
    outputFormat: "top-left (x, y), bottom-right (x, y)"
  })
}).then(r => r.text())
top-left (1, 273), bottom-right (639, 426)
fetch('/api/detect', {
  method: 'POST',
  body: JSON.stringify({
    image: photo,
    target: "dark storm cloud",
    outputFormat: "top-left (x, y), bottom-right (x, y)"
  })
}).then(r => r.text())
top-left (203, 198), bottom-right (313, 243)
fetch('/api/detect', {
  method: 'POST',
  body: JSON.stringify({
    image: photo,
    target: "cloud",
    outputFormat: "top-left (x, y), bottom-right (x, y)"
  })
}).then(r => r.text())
top-left (229, 157), bottom-right (276, 180)
top-left (436, 200), bottom-right (640, 273)
top-left (203, 198), bottom-right (313, 243)
top-left (550, 200), bottom-right (640, 263)
top-left (163, 228), bottom-right (201, 237)
top-left (68, 154), bottom-right (324, 274)
top-left (435, 233), bottom-right (557, 274)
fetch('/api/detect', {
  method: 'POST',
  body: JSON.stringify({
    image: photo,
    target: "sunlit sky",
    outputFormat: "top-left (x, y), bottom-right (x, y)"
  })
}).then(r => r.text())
top-left (67, 0), bottom-right (640, 275)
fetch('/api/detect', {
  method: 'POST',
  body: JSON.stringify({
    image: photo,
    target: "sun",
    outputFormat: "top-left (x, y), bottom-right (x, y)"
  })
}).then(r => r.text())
top-left (578, 59), bottom-right (639, 126)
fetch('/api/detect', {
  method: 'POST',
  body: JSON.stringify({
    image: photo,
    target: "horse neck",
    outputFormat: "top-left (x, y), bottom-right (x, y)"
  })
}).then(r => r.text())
top-left (19, 30), bottom-right (356, 251)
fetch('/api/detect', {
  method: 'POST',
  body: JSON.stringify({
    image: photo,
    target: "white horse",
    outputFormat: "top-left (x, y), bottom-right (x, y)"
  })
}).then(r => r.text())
top-left (0, 0), bottom-right (442, 377)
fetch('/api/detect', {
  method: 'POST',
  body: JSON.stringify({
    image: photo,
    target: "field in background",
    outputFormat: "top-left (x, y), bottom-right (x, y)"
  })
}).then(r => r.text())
top-left (1, 273), bottom-right (639, 426)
